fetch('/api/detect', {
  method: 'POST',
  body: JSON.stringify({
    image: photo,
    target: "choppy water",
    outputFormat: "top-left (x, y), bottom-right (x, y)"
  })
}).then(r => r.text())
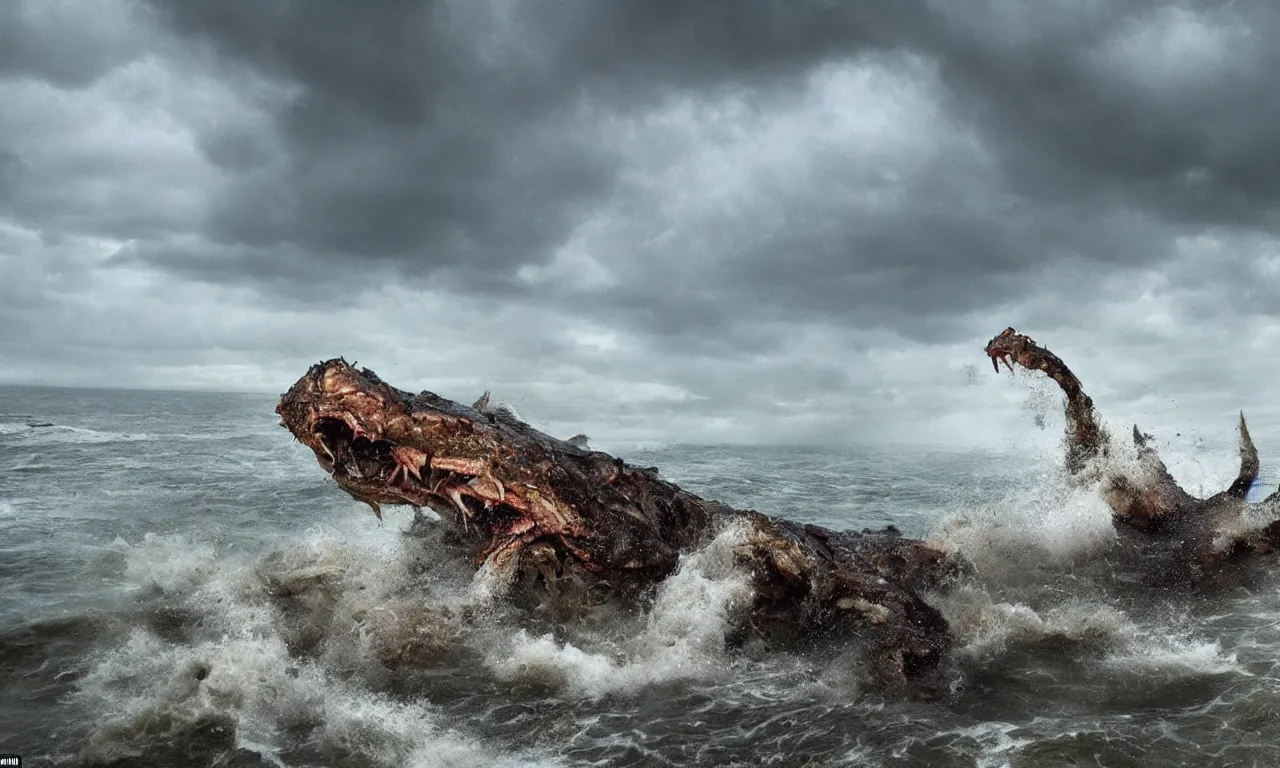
top-left (4, 385), bottom-right (1280, 766)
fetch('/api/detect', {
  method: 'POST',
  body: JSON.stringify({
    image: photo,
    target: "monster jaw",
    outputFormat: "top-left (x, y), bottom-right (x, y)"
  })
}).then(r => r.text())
top-left (303, 410), bottom-right (587, 571)
top-left (984, 326), bottom-right (1035, 374)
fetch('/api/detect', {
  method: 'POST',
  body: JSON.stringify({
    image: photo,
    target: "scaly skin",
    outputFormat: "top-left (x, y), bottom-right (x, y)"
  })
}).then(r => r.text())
top-left (985, 328), bottom-right (1280, 577)
top-left (278, 359), bottom-right (966, 681)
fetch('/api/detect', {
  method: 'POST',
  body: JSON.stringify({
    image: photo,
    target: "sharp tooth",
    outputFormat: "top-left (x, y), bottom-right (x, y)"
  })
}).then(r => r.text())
top-left (991, 356), bottom-right (1000, 373)
top-left (448, 486), bottom-right (472, 532)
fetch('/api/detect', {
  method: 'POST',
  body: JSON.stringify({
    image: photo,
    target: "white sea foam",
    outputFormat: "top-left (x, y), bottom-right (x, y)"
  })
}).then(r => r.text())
top-left (939, 474), bottom-right (1117, 577)
top-left (941, 586), bottom-right (1130, 661)
top-left (951, 721), bottom-right (1032, 768)
top-left (314, 684), bottom-right (548, 768)
top-left (74, 627), bottom-right (533, 768)
top-left (1103, 635), bottom-right (1244, 677)
top-left (10, 423), bottom-right (155, 444)
top-left (467, 552), bottom-right (520, 605)
top-left (939, 583), bottom-right (1248, 687)
top-left (116, 532), bottom-right (222, 596)
top-left (79, 516), bottom-right (555, 766)
top-left (485, 522), bottom-right (753, 698)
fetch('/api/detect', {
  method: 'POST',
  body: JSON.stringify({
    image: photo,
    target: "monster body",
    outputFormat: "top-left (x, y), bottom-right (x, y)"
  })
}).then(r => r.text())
top-left (278, 359), bottom-right (962, 681)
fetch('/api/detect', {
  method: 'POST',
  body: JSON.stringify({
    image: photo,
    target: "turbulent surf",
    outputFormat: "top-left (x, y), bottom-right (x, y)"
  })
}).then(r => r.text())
top-left (8, 338), bottom-right (1280, 766)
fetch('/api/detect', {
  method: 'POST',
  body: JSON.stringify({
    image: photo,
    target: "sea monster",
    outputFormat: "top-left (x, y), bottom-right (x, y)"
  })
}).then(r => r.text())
top-left (276, 359), bottom-right (964, 681)
top-left (985, 327), bottom-right (1280, 581)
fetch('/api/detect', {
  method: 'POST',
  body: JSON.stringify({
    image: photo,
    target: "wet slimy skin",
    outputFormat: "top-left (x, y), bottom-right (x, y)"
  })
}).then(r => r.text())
top-left (278, 359), bottom-right (964, 681)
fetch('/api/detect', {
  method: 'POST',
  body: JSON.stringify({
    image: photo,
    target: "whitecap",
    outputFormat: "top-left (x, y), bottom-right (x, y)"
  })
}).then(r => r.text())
top-left (76, 513), bottom-right (554, 767)
top-left (485, 521), bottom-right (754, 698)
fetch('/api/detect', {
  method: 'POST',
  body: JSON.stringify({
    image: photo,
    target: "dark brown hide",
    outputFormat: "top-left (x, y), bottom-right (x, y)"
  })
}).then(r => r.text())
top-left (278, 359), bottom-right (963, 680)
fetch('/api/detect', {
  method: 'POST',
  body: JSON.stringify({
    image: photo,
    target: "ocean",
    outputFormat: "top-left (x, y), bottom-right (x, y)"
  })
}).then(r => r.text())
top-left (3, 385), bottom-right (1280, 767)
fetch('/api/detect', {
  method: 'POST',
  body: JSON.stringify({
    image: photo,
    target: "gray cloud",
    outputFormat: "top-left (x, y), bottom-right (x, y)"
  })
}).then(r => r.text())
top-left (3, 0), bottom-right (1280, 457)
top-left (0, 2), bottom-right (146, 87)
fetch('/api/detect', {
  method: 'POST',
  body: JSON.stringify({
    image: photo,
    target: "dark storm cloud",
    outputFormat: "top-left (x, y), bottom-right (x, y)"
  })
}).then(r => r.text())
top-left (132, 2), bottom-right (938, 288)
top-left (6, 0), bottom-right (1280, 448)
top-left (118, 0), bottom-right (1280, 348)
top-left (921, 2), bottom-right (1280, 223)
top-left (144, 0), bottom-right (618, 269)
top-left (0, 2), bottom-right (146, 87)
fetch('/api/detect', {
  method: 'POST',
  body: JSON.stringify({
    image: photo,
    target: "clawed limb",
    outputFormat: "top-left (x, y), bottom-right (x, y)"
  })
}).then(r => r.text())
top-left (986, 327), bottom-right (1277, 573)
top-left (985, 327), bottom-right (1105, 473)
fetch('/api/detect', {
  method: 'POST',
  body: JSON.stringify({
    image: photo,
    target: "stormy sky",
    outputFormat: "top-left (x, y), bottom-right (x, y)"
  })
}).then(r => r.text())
top-left (3, 0), bottom-right (1280, 451)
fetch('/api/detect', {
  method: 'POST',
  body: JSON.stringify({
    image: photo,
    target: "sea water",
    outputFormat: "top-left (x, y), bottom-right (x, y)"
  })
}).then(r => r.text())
top-left (2, 386), bottom-right (1279, 767)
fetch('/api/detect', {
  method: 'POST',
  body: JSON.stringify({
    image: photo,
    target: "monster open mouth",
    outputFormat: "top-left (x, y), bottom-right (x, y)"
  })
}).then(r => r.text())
top-left (311, 416), bottom-right (540, 564)
top-left (984, 326), bottom-right (1027, 373)
top-left (313, 417), bottom-right (401, 481)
